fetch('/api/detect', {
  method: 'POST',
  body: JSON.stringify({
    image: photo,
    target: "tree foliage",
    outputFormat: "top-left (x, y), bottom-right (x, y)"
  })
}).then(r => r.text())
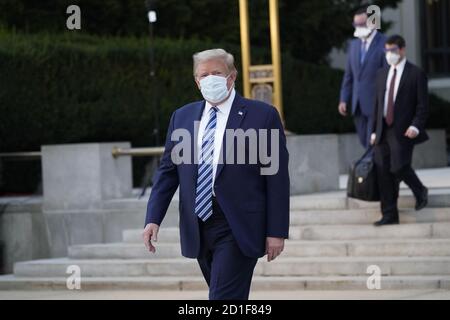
top-left (1, 0), bottom-right (401, 63)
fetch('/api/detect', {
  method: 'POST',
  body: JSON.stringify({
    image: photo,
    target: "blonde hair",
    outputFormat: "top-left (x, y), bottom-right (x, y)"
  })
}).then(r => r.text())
top-left (193, 48), bottom-right (237, 76)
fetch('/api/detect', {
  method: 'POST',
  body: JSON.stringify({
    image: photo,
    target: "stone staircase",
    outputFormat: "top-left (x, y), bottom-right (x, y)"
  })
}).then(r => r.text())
top-left (1, 189), bottom-right (450, 291)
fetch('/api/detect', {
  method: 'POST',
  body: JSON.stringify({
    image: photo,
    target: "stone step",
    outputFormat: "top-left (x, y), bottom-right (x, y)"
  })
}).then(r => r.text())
top-left (102, 198), bottom-right (179, 227)
top-left (123, 227), bottom-right (180, 243)
top-left (69, 239), bottom-right (450, 259)
top-left (290, 208), bottom-right (450, 225)
top-left (102, 198), bottom-right (177, 211)
top-left (69, 243), bottom-right (183, 259)
top-left (130, 208), bottom-right (450, 240)
top-left (13, 256), bottom-right (450, 277)
top-left (261, 257), bottom-right (450, 277)
top-left (105, 189), bottom-right (450, 222)
top-left (290, 222), bottom-right (450, 240)
top-left (104, 186), bottom-right (450, 212)
top-left (290, 188), bottom-right (450, 210)
top-left (123, 222), bottom-right (450, 243)
top-left (0, 275), bottom-right (449, 291)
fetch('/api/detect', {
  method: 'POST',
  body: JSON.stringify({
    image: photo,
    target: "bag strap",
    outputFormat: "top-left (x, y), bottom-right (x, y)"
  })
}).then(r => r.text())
top-left (356, 146), bottom-right (373, 165)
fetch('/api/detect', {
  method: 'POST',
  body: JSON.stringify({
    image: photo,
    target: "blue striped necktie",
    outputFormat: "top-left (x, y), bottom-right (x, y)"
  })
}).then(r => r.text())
top-left (195, 106), bottom-right (218, 221)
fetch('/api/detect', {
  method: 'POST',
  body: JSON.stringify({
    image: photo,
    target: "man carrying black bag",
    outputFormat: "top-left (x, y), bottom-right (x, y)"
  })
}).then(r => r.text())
top-left (370, 35), bottom-right (429, 226)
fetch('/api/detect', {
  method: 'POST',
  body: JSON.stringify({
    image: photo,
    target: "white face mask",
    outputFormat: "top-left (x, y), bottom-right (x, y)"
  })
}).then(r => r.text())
top-left (354, 26), bottom-right (372, 39)
top-left (386, 51), bottom-right (401, 66)
top-left (199, 74), bottom-right (232, 104)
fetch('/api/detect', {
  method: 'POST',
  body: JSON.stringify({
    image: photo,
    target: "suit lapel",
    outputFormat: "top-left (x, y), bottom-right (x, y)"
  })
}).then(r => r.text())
top-left (187, 100), bottom-right (205, 190)
top-left (214, 93), bottom-right (247, 181)
top-left (395, 61), bottom-right (410, 102)
top-left (379, 67), bottom-right (389, 120)
top-left (354, 39), bottom-right (361, 75)
top-left (188, 100), bottom-right (206, 149)
top-left (381, 67), bottom-right (389, 94)
top-left (359, 32), bottom-right (381, 76)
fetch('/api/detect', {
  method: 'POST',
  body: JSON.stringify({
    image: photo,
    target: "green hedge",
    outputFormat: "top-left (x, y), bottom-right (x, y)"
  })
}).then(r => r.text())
top-left (0, 30), bottom-right (352, 151)
top-left (0, 31), bottom-right (216, 151)
top-left (0, 30), bottom-right (449, 193)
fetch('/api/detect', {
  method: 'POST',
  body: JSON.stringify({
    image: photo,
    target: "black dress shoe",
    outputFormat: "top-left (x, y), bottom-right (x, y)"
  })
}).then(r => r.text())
top-left (373, 217), bottom-right (399, 227)
top-left (415, 187), bottom-right (428, 211)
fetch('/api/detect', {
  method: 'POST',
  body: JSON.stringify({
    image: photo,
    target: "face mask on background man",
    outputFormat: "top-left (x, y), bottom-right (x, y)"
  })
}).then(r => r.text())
top-left (354, 26), bottom-right (372, 39)
top-left (385, 51), bottom-right (401, 66)
top-left (199, 74), bottom-right (232, 104)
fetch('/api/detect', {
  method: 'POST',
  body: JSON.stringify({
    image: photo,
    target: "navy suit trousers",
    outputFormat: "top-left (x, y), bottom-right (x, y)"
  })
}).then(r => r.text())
top-left (197, 197), bottom-right (258, 300)
top-left (353, 105), bottom-right (373, 149)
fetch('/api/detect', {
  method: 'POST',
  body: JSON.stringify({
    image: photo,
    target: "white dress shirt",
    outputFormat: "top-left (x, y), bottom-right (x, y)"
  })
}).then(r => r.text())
top-left (383, 57), bottom-right (406, 117)
top-left (197, 89), bottom-right (235, 194)
top-left (363, 30), bottom-right (377, 52)
top-left (383, 58), bottom-right (419, 134)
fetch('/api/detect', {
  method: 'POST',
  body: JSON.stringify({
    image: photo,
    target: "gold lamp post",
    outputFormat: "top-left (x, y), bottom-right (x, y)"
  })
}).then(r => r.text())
top-left (239, 0), bottom-right (284, 123)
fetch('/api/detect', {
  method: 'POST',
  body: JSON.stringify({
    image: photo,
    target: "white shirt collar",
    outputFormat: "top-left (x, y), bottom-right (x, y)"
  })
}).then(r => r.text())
top-left (363, 29), bottom-right (377, 46)
top-left (204, 88), bottom-right (236, 115)
top-left (390, 57), bottom-right (407, 74)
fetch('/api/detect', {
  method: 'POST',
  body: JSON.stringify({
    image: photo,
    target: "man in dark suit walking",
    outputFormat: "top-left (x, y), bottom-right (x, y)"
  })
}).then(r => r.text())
top-left (142, 49), bottom-right (290, 299)
top-left (371, 35), bottom-right (429, 226)
top-left (339, 5), bottom-right (388, 149)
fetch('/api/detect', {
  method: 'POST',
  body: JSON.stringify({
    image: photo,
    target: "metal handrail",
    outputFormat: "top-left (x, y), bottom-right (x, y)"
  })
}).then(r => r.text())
top-left (0, 147), bottom-right (166, 160)
top-left (1, 131), bottom-right (448, 160)
top-left (0, 151), bottom-right (42, 160)
top-left (111, 146), bottom-right (165, 158)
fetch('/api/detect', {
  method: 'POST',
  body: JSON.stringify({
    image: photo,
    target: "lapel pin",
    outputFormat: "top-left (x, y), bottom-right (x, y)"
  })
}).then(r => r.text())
top-left (238, 111), bottom-right (243, 116)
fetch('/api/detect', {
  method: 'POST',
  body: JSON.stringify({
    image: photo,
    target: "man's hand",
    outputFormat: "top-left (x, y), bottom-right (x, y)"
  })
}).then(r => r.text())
top-left (338, 102), bottom-right (347, 116)
top-left (405, 127), bottom-right (419, 139)
top-left (143, 223), bottom-right (159, 253)
top-left (266, 237), bottom-right (285, 262)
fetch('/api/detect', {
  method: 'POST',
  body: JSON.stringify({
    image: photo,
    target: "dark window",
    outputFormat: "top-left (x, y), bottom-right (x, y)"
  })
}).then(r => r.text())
top-left (420, 0), bottom-right (450, 76)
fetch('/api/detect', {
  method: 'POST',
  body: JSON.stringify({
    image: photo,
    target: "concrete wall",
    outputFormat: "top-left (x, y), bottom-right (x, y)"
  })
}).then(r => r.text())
top-left (288, 134), bottom-right (340, 195)
top-left (42, 142), bottom-right (133, 211)
top-left (429, 78), bottom-right (450, 102)
top-left (0, 199), bottom-right (179, 274)
top-left (383, 1), bottom-right (421, 67)
top-left (0, 207), bottom-right (49, 274)
top-left (289, 130), bottom-right (447, 193)
top-left (338, 129), bottom-right (448, 174)
top-left (0, 142), bottom-right (176, 274)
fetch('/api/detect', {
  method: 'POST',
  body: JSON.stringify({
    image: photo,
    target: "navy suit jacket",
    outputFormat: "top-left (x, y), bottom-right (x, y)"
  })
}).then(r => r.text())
top-left (145, 93), bottom-right (290, 258)
top-left (340, 32), bottom-right (388, 117)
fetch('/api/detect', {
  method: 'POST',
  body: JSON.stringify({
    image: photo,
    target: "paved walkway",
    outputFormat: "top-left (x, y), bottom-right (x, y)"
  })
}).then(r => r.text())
top-left (0, 289), bottom-right (449, 300)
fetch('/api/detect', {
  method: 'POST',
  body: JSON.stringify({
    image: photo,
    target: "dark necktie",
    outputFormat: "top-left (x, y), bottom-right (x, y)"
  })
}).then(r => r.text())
top-left (386, 68), bottom-right (397, 126)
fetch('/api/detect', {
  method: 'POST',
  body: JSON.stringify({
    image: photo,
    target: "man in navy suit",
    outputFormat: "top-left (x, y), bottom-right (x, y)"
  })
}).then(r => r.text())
top-left (142, 48), bottom-right (290, 300)
top-left (339, 5), bottom-right (387, 149)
